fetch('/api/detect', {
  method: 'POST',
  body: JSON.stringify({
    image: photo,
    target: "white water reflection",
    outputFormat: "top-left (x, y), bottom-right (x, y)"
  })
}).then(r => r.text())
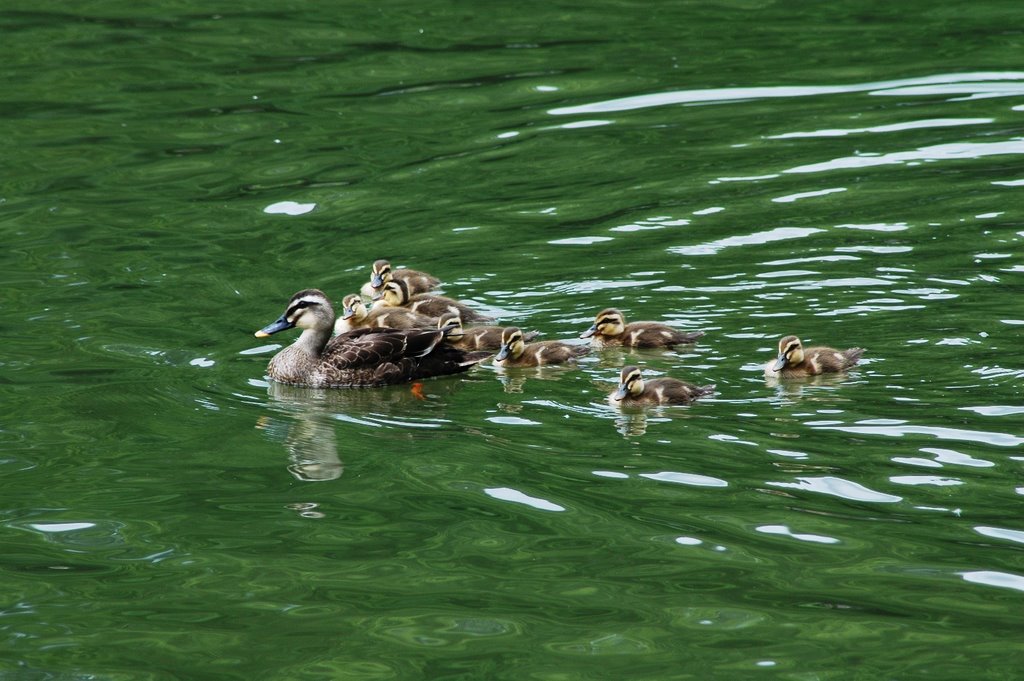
top-left (975, 526), bottom-right (1024, 544)
top-left (756, 524), bottom-right (839, 544)
top-left (485, 487), bottom-right (565, 512)
top-left (768, 118), bottom-right (994, 139)
top-left (961, 570), bottom-right (1024, 593)
top-left (786, 139), bottom-right (1024, 174)
top-left (549, 72), bottom-right (1024, 115)
top-left (811, 422), bottom-right (1023, 447)
top-left (670, 227), bottom-right (823, 256)
top-left (767, 476), bottom-right (902, 503)
top-left (640, 471), bottom-right (728, 487)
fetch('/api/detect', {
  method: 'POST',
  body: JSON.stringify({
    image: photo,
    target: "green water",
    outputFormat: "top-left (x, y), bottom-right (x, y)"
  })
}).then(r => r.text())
top-left (3, 1), bottom-right (1024, 679)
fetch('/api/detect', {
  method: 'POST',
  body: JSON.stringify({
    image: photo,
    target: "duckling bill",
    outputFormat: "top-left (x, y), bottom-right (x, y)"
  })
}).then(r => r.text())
top-left (766, 335), bottom-right (864, 378)
top-left (254, 289), bottom-right (487, 388)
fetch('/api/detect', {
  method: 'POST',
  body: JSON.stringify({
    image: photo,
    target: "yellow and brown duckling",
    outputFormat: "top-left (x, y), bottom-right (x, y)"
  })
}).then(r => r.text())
top-left (581, 308), bottom-right (704, 348)
top-left (765, 335), bottom-right (864, 378)
top-left (254, 289), bottom-right (488, 388)
top-left (494, 327), bottom-right (589, 367)
top-left (436, 312), bottom-right (539, 351)
top-left (374, 279), bottom-right (494, 323)
top-left (610, 365), bottom-right (715, 407)
top-left (359, 259), bottom-right (441, 298)
top-left (334, 294), bottom-right (436, 335)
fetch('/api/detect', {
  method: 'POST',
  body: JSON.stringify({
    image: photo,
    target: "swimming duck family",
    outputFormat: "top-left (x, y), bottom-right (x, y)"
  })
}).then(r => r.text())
top-left (765, 335), bottom-right (864, 378)
top-left (255, 289), bottom-right (487, 388)
top-left (252, 259), bottom-right (866, 414)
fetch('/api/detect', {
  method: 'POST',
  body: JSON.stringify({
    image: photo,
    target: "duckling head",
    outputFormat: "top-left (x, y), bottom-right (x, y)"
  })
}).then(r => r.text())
top-left (372, 279), bottom-right (408, 307)
top-left (773, 335), bottom-right (804, 371)
top-left (340, 294), bottom-right (367, 322)
top-left (581, 308), bottom-right (625, 338)
top-left (495, 327), bottom-right (526, 363)
top-left (369, 259), bottom-right (392, 289)
top-left (255, 289), bottom-right (334, 337)
top-left (437, 312), bottom-right (464, 341)
top-left (612, 365), bottom-right (644, 401)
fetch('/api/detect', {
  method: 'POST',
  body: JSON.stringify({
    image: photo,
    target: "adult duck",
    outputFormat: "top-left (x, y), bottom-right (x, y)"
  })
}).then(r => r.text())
top-left (254, 289), bottom-right (487, 387)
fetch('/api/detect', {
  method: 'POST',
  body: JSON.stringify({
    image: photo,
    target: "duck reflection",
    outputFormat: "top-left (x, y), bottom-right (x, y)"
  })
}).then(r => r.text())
top-left (614, 407), bottom-right (652, 437)
top-left (259, 379), bottom-right (467, 481)
top-left (765, 371), bottom-right (856, 401)
top-left (493, 363), bottom-right (580, 394)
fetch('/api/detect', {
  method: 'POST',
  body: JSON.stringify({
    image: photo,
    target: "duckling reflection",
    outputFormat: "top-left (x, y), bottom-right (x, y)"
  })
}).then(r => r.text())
top-left (765, 371), bottom-right (859, 401)
top-left (492, 362), bottom-right (581, 395)
top-left (614, 409), bottom-right (651, 437)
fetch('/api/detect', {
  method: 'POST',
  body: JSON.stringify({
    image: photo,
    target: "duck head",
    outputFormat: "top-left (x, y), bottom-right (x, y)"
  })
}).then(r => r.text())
top-left (581, 308), bottom-right (625, 338)
top-left (773, 335), bottom-right (804, 371)
top-left (340, 294), bottom-right (368, 322)
top-left (372, 279), bottom-right (408, 307)
top-left (437, 312), bottom-right (464, 342)
top-left (612, 365), bottom-right (644, 401)
top-left (369, 259), bottom-right (392, 289)
top-left (495, 327), bottom-right (526, 363)
top-left (255, 289), bottom-right (334, 337)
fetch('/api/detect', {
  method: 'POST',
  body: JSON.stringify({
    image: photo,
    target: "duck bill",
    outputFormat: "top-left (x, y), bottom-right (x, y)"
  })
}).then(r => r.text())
top-left (370, 273), bottom-right (384, 288)
top-left (772, 354), bottom-right (787, 371)
top-left (341, 307), bottom-right (355, 320)
top-left (254, 315), bottom-right (294, 338)
top-left (580, 325), bottom-right (597, 339)
top-left (495, 344), bottom-right (512, 362)
top-left (612, 384), bottom-right (628, 401)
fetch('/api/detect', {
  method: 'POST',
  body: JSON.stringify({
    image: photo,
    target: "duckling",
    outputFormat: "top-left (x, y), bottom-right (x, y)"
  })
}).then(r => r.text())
top-left (333, 294), bottom-right (436, 335)
top-left (374, 279), bottom-right (494, 323)
top-left (436, 312), bottom-right (539, 351)
top-left (254, 289), bottom-right (488, 388)
top-left (610, 365), bottom-right (714, 407)
top-left (359, 259), bottom-right (441, 298)
top-left (765, 335), bottom-right (864, 378)
top-left (494, 327), bottom-right (589, 367)
top-left (580, 308), bottom-right (704, 348)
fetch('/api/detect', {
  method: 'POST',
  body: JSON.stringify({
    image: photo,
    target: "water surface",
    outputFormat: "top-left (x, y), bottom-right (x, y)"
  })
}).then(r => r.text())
top-left (3, 2), bottom-right (1024, 679)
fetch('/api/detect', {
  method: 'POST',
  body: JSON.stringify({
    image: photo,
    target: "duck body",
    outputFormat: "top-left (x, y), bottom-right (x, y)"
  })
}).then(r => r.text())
top-left (765, 335), bottom-right (864, 378)
top-left (359, 259), bottom-right (440, 298)
top-left (334, 294), bottom-right (435, 335)
top-left (436, 312), bottom-right (539, 351)
top-left (610, 365), bottom-right (714, 407)
top-left (375, 279), bottom-right (493, 323)
top-left (494, 327), bottom-right (589, 368)
top-left (255, 289), bottom-right (487, 388)
top-left (581, 308), bottom-right (704, 348)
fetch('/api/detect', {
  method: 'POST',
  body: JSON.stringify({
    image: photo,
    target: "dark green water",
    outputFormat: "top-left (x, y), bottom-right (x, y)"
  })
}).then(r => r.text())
top-left (3, 2), bottom-right (1024, 679)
